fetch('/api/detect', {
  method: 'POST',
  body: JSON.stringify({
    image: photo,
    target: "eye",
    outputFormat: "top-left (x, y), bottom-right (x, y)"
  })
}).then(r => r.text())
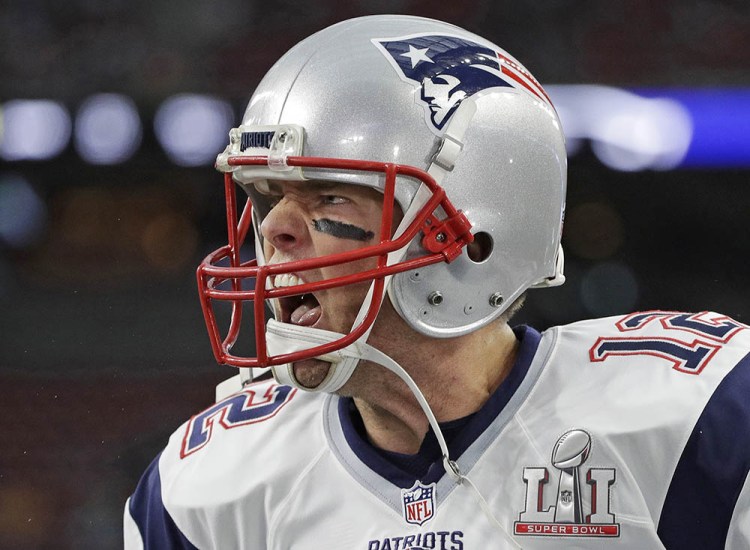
top-left (321, 195), bottom-right (348, 205)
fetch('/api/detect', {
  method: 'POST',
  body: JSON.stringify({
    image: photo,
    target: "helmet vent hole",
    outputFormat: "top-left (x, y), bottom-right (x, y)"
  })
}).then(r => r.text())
top-left (467, 232), bottom-right (493, 263)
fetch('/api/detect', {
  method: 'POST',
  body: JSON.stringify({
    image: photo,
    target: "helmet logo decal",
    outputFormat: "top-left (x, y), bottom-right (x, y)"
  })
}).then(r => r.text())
top-left (373, 33), bottom-right (552, 135)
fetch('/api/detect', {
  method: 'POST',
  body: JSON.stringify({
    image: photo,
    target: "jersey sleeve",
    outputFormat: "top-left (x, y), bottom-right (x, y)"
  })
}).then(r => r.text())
top-left (124, 454), bottom-right (199, 550)
top-left (727, 471), bottom-right (750, 550)
top-left (123, 380), bottom-right (320, 549)
top-left (655, 350), bottom-right (750, 548)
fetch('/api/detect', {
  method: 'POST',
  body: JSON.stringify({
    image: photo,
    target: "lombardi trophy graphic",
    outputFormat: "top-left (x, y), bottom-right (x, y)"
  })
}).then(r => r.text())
top-left (551, 429), bottom-right (591, 523)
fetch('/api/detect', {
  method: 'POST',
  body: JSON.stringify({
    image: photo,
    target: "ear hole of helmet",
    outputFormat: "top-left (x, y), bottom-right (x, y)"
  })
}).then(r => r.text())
top-left (467, 231), bottom-right (493, 263)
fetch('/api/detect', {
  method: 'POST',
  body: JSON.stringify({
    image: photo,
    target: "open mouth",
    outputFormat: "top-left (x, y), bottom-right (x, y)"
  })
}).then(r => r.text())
top-left (272, 274), bottom-right (322, 327)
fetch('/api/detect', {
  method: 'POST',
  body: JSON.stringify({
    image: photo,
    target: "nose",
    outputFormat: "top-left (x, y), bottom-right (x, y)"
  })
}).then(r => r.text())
top-left (259, 196), bottom-right (309, 253)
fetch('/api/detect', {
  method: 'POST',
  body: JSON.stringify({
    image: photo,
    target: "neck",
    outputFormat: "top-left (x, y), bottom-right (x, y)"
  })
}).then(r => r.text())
top-left (344, 319), bottom-right (519, 455)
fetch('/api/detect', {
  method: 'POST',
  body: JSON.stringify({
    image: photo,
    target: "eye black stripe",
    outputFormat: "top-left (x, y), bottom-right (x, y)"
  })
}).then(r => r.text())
top-left (312, 219), bottom-right (375, 242)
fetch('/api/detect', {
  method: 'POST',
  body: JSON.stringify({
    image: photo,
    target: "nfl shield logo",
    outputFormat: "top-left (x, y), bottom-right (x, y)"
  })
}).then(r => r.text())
top-left (401, 481), bottom-right (436, 526)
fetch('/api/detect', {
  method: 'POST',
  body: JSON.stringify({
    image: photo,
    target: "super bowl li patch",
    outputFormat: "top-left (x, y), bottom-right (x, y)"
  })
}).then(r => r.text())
top-left (515, 429), bottom-right (620, 537)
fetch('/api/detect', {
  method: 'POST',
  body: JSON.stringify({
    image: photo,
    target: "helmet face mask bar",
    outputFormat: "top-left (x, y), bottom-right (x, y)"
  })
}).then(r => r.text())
top-left (196, 152), bottom-right (474, 370)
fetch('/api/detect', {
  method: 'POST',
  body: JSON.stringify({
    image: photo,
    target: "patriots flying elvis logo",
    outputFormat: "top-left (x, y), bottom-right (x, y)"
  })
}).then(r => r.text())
top-left (373, 33), bottom-right (551, 134)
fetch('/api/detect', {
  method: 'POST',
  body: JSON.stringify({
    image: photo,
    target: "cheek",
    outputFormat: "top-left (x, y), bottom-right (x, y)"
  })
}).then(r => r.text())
top-left (319, 258), bottom-right (381, 320)
top-left (318, 252), bottom-right (379, 281)
top-left (317, 250), bottom-right (375, 288)
top-left (320, 281), bottom-right (373, 329)
top-left (311, 231), bottom-right (378, 269)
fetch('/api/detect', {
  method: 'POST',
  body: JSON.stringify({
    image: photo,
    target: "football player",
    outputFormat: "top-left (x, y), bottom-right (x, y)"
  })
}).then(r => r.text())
top-left (125, 15), bottom-right (750, 549)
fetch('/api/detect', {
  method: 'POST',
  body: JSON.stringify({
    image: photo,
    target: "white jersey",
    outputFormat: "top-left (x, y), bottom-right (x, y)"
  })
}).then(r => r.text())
top-left (125, 312), bottom-right (750, 549)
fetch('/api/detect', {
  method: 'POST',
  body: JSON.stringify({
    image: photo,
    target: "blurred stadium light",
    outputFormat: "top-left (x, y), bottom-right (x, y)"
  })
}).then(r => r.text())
top-left (0, 100), bottom-right (71, 161)
top-left (153, 94), bottom-right (235, 166)
top-left (636, 88), bottom-right (750, 168)
top-left (74, 94), bottom-right (142, 165)
top-left (548, 85), bottom-right (693, 171)
top-left (0, 174), bottom-right (47, 248)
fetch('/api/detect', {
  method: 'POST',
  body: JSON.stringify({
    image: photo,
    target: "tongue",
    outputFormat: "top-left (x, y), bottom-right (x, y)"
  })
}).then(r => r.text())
top-left (291, 297), bottom-right (322, 327)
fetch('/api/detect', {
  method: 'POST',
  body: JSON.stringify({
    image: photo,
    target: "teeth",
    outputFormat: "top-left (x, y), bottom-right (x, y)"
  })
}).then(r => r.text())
top-left (272, 274), bottom-right (303, 288)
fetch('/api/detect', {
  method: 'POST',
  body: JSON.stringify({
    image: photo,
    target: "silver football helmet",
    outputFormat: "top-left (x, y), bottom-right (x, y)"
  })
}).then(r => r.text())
top-left (199, 15), bottom-right (566, 392)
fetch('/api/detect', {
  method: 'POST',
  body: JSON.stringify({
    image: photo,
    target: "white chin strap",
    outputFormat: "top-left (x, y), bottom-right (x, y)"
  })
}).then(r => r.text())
top-left (267, 320), bottom-right (370, 393)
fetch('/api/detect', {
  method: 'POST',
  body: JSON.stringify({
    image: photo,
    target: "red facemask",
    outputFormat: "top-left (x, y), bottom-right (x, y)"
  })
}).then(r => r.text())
top-left (196, 154), bottom-right (473, 371)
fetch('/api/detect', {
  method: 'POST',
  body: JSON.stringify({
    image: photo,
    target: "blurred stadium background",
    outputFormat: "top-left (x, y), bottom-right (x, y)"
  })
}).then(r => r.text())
top-left (1, 1), bottom-right (748, 547)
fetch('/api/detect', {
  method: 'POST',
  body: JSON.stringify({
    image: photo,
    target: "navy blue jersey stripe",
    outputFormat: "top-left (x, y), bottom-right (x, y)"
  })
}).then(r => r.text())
top-left (658, 352), bottom-right (750, 549)
top-left (129, 453), bottom-right (199, 550)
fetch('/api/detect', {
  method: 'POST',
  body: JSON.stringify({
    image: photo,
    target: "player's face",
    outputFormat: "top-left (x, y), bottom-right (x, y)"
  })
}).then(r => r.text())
top-left (258, 180), bottom-right (402, 387)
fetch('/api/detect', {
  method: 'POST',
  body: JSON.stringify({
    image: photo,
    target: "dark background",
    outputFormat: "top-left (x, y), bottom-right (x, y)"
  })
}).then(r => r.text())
top-left (1, 1), bottom-right (748, 547)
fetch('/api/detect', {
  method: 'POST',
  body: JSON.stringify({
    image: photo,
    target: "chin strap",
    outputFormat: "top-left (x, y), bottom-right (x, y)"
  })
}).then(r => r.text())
top-left (355, 341), bottom-right (463, 483)
top-left (267, 320), bottom-right (367, 393)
